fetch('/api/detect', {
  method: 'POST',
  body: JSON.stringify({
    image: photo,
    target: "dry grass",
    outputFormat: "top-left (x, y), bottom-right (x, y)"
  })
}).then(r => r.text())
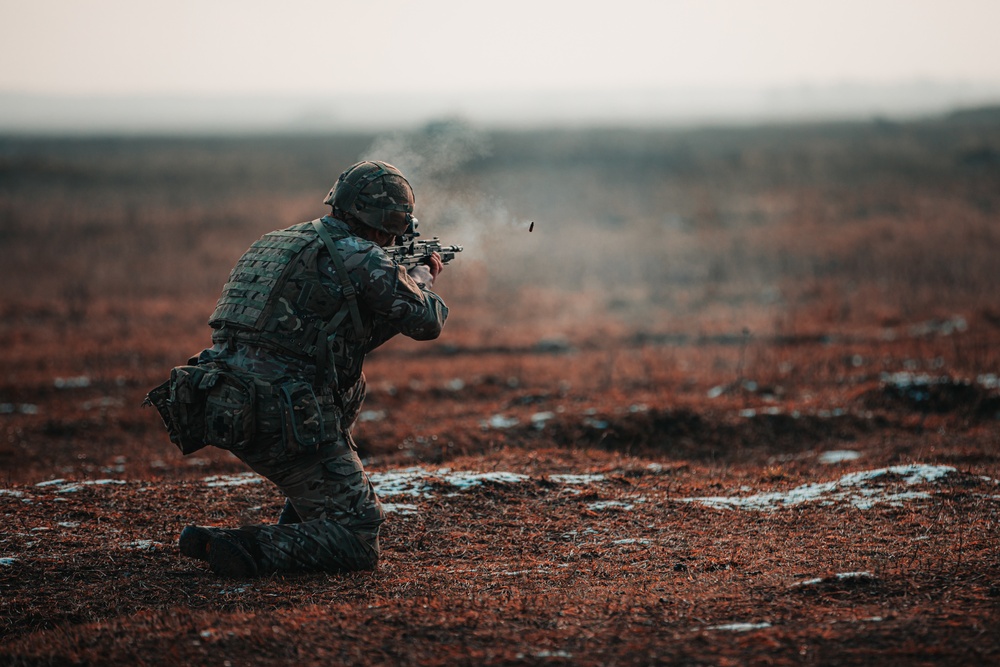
top-left (2, 114), bottom-right (1000, 664)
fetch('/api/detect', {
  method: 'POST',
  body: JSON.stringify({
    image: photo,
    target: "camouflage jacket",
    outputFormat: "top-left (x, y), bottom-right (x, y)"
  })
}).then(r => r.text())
top-left (199, 216), bottom-right (448, 395)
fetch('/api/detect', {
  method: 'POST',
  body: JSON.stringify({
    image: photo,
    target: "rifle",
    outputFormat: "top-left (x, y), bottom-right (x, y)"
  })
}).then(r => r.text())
top-left (384, 217), bottom-right (463, 269)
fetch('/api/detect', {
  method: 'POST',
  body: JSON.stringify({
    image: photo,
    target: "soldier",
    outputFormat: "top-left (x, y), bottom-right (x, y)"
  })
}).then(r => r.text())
top-left (174, 160), bottom-right (448, 577)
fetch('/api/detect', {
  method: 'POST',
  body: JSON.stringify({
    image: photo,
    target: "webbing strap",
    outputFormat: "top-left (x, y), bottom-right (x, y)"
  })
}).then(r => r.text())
top-left (311, 218), bottom-right (365, 393)
top-left (311, 218), bottom-right (364, 339)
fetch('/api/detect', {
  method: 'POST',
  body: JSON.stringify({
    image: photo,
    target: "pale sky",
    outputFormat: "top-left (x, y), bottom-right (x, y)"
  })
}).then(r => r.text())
top-left (2, 0), bottom-right (999, 97)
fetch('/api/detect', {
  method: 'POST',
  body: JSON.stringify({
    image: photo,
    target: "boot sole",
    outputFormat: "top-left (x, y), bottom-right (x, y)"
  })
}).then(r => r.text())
top-left (207, 534), bottom-right (259, 578)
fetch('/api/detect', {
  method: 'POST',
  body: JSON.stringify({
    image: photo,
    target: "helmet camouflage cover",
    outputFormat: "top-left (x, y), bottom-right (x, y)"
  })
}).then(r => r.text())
top-left (323, 160), bottom-right (414, 236)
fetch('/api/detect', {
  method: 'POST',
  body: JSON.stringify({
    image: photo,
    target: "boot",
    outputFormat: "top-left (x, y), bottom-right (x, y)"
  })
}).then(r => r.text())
top-left (206, 528), bottom-right (262, 578)
top-left (178, 525), bottom-right (222, 561)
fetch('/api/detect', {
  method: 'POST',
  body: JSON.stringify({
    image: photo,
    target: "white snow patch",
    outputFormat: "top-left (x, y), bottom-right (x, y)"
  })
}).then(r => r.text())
top-left (706, 622), bottom-right (772, 632)
top-left (818, 450), bottom-right (862, 464)
top-left (530, 411), bottom-right (556, 428)
top-left (795, 571), bottom-right (877, 587)
top-left (612, 538), bottom-right (651, 545)
top-left (123, 540), bottom-right (162, 550)
top-left (446, 471), bottom-right (529, 489)
top-left (54, 375), bottom-right (91, 389)
top-left (204, 473), bottom-right (263, 488)
top-left (682, 465), bottom-right (955, 511)
top-left (35, 479), bottom-right (67, 487)
top-left (0, 557), bottom-right (18, 566)
top-left (548, 473), bottom-right (606, 484)
top-left (370, 468), bottom-right (529, 498)
top-left (381, 503), bottom-right (419, 515)
top-left (587, 500), bottom-right (634, 511)
top-left (0, 489), bottom-right (24, 497)
top-left (482, 414), bottom-right (519, 429)
top-left (358, 410), bottom-right (386, 422)
top-left (57, 522), bottom-right (80, 528)
top-left (534, 651), bottom-right (573, 659)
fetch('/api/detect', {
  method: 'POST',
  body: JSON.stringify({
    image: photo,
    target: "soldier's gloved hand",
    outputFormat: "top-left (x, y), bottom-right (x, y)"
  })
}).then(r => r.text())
top-left (408, 252), bottom-right (443, 288)
top-left (408, 264), bottom-right (435, 288)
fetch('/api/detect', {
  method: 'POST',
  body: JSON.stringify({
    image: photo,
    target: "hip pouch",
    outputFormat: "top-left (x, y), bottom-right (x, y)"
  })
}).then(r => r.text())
top-left (277, 380), bottom-right (326, 456)
top-left (144, 364), bottom-right (255, 455)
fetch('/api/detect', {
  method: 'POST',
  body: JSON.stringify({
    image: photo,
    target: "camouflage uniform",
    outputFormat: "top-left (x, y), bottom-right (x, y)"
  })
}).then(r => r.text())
top-left (190, 214), bottom-right (447, 575)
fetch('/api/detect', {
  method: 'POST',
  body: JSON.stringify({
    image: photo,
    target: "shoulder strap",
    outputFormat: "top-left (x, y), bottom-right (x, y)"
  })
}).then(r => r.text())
top-left (312, 218), bottom-right (365, 339)
top-left (311, 218), bottom-right (367, 393)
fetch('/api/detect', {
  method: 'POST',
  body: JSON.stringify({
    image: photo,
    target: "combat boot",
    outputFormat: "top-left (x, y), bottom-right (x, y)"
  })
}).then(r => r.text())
top-left (206, 528), bottom-right (263, 578)
top-left (178, 525), bottom-right (221, 561)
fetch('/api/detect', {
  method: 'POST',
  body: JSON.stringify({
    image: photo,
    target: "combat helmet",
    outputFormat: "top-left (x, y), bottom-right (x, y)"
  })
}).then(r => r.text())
top-left (324, 160), bottom-right (414, 236)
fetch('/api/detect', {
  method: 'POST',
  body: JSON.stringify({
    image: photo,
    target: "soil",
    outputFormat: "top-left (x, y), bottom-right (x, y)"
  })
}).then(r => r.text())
top-left (2, 117), bottom-right (1000, 665)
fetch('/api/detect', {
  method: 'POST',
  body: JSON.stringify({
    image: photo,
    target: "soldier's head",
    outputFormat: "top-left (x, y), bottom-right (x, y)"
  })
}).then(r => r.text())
top-left (324, 161), bottom-right (414, 241)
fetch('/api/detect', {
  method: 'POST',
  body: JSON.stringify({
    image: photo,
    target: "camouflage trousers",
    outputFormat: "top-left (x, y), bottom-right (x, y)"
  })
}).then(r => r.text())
top-left (228, 375), bottom-right (385, 574)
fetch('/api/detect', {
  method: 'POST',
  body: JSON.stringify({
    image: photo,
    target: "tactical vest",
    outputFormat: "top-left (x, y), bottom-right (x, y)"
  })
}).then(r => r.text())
top-left (208, 218), bottom-right (366, 388)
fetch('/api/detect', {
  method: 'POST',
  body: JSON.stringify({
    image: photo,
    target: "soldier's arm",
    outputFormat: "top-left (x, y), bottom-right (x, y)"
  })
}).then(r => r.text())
top-left (351, 248), bottom-right (448, 341)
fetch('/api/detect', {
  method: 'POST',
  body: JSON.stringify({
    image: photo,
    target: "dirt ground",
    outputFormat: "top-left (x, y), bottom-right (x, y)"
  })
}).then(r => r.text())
top-left (2, 114), bottom-right (1000, 665)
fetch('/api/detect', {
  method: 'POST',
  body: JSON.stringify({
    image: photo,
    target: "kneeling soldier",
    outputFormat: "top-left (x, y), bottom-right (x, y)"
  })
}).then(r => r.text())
top-left (151, 160), bottom-right (447, 577)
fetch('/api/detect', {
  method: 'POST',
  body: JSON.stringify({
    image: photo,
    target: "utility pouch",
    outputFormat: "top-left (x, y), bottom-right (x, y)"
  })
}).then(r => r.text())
top-left (203, 370), bottom-right (255, 451)
top-left (143, 364), bottom-right (255, 455)
top-left (278, 381), bottom-right (325, 455)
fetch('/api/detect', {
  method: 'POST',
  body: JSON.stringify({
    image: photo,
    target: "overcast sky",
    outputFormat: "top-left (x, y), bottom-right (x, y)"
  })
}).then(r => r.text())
top-left (2, 0), bottom-right (999, 96)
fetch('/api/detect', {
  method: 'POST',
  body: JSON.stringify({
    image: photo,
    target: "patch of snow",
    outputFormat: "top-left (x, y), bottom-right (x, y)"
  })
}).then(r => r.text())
top-left (54, 375), bottom-right (91, 389)
top-left (442, 471), bottom-right (529, 489)
top-left (908, 315), bottom-right (967, 337)
top-left (123, 540), bottom-right (161, 550)
top-left (681, 464), bottom-right (955, 512)
top-left (35, 479), bottom-right (67, 487)
top-left (370, 468), bottom-right (528, 498)
top-left (707, 385), bottom-right (726, 399)
top-left (57, 522), bottom-right (80, 528)
top-left (818, 450), bottom-right (862, 464)
top-left (358, 410), bottom-right (386, 423)
top-left (82, 397), bottom-right (123, 411)
top-left (534, 651), bottom-right (573, 659)
top-left (445, 378), bottom-right (465, 391)
top-left (739, 409), bottom-right (757, 418)
top-left (0, 403), bottom-right (38, 415)
top-left (482, 414), bottom-right (519, 429)
top-left (587, 500), bottom-right (634, 511)
top-left (548, 474), bottom-right (606, 484)
top-left (204, 473), bottom-right (263, 488)
top-left (612, 538), bottom-right (651, 545)
top-left (0, 557), bottom-right (18, 566)
top-left (707, 622), bottom-right (772, 632)
top-left (0, 489), bottom-right (24, 497)
top-left (381, 503), bottom-right (419, 515)
top-left (582, 418), bottom-right (609, 429)
top-left (530, 411), bottom-right (555, 428)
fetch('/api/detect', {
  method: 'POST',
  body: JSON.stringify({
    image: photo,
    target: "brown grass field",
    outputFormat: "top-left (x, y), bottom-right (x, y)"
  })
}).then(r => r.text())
top-left (2, 111), bottom-right (1000, 665)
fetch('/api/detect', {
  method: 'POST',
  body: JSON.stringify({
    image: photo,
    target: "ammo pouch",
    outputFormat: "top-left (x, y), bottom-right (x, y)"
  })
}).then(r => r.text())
top-left (144, 364), bottom-right (255, 455)
top-left (255, 380), bottom-right (327, 456)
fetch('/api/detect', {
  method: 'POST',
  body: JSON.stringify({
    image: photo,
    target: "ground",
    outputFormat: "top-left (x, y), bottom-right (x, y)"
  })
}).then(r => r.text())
top-left (1, 114), bottom-right (1000, 665)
